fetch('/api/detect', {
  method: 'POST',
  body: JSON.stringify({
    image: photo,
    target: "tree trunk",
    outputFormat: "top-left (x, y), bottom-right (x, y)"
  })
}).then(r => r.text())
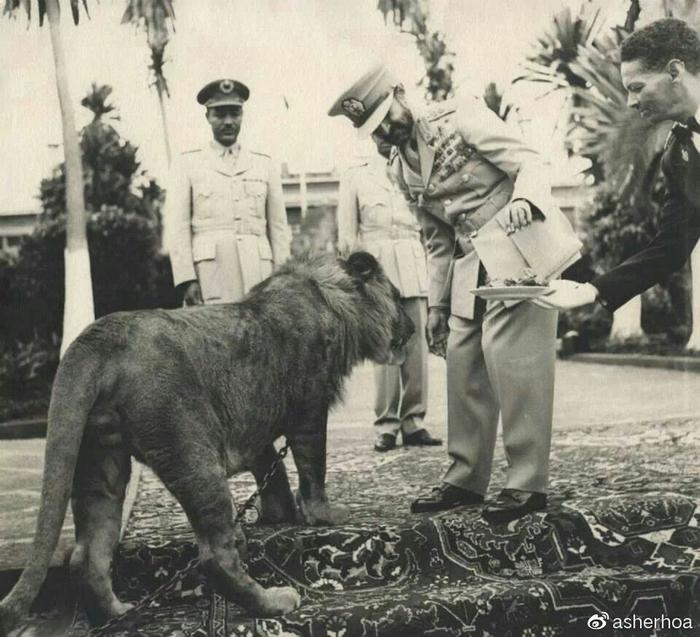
top-left (156, 87), bottom-right (172, 166)
top-left (46, 0), bottom-right (95, 356)
top-left (686, 244), bottom-right (700, 350)
top-left (610, 295), bottom-right (643, 340)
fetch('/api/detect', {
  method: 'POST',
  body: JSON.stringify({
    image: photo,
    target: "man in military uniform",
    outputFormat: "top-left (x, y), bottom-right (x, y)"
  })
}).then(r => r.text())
top-left (329, 66), bottom-right (581, 522)
top-left (167, 79), bottom-right (291, 305)
top-left (535, 19), bottom-right (700, 316)
top-left (337, 139), bottom-right (442, 452)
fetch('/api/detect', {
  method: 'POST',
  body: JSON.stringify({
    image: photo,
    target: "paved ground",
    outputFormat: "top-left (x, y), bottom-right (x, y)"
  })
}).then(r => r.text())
top-left (2, 359), bottom-right (700, 572)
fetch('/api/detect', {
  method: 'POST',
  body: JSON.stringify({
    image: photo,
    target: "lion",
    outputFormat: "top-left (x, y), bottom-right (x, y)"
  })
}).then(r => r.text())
top-left (0, 251), bottom-right (414, 632)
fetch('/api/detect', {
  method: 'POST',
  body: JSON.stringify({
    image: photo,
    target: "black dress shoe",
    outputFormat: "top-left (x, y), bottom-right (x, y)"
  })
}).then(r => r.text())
top-left (482, 489), bottom-right (547, 524)
top-left (411, 483), bottom-right (484, 513)
top-left (374, 433), bottom-right (397, 452)
top-left (403, 428), bottom-right (443, 447)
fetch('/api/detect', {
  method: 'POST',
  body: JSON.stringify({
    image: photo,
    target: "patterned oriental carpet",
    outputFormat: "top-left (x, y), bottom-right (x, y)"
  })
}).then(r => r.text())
top-left (68, 419), bottom-right (700, 637)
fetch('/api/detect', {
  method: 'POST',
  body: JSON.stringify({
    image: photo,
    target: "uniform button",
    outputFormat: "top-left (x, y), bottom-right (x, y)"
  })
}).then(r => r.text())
top-left (470, 231), bottom-right (478, 239)
top-left (426, 183), bottom-right (436, 193)
top-left (462, 174), bottom-right (470, 182)
top-left (444, 198), bottom-right (452, 206)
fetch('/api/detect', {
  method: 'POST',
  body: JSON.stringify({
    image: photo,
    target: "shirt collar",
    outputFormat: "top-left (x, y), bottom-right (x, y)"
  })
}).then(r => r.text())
top-left (210, 140), bottom-right (240, 158)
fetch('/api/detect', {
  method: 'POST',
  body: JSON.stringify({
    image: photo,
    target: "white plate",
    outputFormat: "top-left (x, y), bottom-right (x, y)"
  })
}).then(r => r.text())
top-left (470, 285), bottom-right (553, 300)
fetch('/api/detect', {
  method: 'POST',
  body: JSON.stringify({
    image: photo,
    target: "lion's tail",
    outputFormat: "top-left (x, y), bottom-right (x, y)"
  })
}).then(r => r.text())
top-left (0, 342), bottom-right (101, 635)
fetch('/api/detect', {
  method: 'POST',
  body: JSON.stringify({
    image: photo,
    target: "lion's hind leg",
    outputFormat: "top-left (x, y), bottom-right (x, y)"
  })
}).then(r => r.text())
top-left (70, 431), bottom-right (132, 626)
top-left (147, 442), bottom-right (301, 617)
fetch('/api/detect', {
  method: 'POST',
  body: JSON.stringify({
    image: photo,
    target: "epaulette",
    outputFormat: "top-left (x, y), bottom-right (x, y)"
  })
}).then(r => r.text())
top-left (250, 150), bottom-right (271, 158)
top-left (181, 148), bottom-right (202, 155)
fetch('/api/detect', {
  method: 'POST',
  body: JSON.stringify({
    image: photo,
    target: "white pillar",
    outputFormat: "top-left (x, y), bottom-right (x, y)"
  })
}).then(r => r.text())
top-left (60, 246), bottom-right (95, 357)
top-left (610, 294), bottom-right (643, 340)
top-left (686, 244), bottom-right (700, 350)
top-left (299, 171), bottom-right (307, 219)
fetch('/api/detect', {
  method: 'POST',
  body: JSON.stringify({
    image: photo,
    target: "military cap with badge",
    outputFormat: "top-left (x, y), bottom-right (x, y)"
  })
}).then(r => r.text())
top-left (197, 78), bottom-right (250, 108)
top-left (328, 64), bottom-right (399, 138)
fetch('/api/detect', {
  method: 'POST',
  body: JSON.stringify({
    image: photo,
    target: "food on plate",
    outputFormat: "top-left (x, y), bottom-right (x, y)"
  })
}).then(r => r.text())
top-left (485, 271), bottom-right (548, 288)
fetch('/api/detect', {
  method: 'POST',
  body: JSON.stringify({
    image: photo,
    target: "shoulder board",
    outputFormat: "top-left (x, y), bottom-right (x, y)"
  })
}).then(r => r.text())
top-left (181, 148), bottom-right (202, 155)
top-left (250, 150), bottom-right (271, 158)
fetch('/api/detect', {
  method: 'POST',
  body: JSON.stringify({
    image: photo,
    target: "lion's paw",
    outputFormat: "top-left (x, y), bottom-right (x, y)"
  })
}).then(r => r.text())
top-left (299, 497), bottom-right (350, 526)
top-left (259, 586), bottom-right (301, 616)
top-left (111, 600), bottom-right (134, 617)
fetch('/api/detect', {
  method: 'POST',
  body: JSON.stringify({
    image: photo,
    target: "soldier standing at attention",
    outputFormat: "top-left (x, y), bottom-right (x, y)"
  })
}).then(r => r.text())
top-left (329, 66), bottom-right (582, 523)
top-left (167, 79), bottom-right (291, 305)
top-left (337, 140), bottom-right (443, 453)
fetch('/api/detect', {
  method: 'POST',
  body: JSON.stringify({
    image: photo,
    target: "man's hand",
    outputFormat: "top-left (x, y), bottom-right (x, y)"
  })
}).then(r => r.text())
top-left (531, 280), bottom-right (598, 310)
top-left (182, 281), bottom-right (203, 306)
top-left (426, 307), bottom-right (449, 358)
top-left (500, 200), bottom-right (537, 233)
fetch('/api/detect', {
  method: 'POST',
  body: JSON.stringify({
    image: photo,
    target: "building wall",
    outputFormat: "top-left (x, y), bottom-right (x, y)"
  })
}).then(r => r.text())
top-left (0, 174), bottom-right (590, 256)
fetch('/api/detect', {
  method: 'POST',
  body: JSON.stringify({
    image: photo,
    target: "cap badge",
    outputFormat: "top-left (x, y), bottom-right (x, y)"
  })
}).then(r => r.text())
top-left (342, 97), bottom-right (366, 119)
top-left (220, 79), bottom-right (235, 94)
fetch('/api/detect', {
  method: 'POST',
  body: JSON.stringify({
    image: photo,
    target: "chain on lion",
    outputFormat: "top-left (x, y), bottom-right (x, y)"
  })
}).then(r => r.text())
top-left (87, 443), bottom-right (290, 635)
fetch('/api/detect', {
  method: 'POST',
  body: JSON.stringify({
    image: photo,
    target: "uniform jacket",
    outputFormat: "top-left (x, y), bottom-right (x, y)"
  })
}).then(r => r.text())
top-left (594, 124), bottom-right (700, 312)
top-left (391, 93), bottom-right (582, 319)
top-left (166, 141), bottom-right (291, 301)
top-left (337, 156), bottom-right (428, 298)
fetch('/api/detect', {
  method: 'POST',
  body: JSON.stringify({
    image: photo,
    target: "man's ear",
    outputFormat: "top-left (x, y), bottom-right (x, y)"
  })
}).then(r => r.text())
top-left (345, 251), bottom-right (380, 282)
top-left (667, 59), bottom-right (686, 82)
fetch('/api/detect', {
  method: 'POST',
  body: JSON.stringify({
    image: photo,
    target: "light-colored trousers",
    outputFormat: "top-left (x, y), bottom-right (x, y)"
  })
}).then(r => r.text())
top-left (374, 297), bottom-right (428, 436)
top-left (443, 301), bottom-right (558, 495)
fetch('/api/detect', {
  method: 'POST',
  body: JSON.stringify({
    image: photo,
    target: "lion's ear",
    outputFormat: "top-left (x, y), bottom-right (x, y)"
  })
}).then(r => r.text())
top-left (345, 251), bottom-right (380, 282)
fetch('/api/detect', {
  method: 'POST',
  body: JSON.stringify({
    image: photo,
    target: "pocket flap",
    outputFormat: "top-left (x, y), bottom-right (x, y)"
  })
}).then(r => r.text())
top-left (192, 239), bottom-right (216, 262)
top-left (244, 179), bottom-right (267, 196)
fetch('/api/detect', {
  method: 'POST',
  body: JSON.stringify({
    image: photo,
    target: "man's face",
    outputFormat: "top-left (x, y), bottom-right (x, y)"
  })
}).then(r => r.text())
top-left (206, 105), bottom-right (243, 146)
top-left (621, 59), bottom-right (687, 124)
top-left (371, 97), bottom-right (415, 148)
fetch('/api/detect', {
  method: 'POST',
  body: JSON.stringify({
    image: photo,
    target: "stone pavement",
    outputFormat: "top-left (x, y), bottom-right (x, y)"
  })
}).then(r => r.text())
top-left (2, 359), bottom-right (700, 635)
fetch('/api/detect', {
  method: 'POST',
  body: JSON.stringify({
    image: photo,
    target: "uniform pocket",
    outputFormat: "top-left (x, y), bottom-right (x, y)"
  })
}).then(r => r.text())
top-left (244, 178), bottom-right (267, 196)
top-left (191, 238), bottom-right (221, 301)
top-left (244, 178), bottom-right (267, 218)
top-left (258, 240), bottom-right (273, 278)
top-left (192, 238), bottom-right (216, 262)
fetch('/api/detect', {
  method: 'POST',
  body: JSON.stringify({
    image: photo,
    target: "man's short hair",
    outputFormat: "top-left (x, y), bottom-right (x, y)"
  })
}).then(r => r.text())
top-left (621, 18), bottom-right (700, 74)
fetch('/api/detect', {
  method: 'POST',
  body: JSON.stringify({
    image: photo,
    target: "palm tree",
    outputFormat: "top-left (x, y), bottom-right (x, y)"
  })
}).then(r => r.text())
top-left (519, 4), bottom-right (679, 341)
top-left (377, 0), bottom-right (455, 101)
top-left (4, 0), bottom-right (94, 356)
top-left (121, 0), bottom-right (175, 165)
top-left (483, 82), bottom-right (513, 122)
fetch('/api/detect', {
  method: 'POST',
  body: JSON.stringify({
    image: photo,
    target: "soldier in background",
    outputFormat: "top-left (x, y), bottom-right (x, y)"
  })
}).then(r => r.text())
top-left (337, 140), bottom-right (442, 452)
top-left (166, 78), bottom-right (291, 305)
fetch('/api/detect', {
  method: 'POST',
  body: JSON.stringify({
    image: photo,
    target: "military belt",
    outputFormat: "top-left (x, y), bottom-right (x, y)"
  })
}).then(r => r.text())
top-left (360, 228), bottom-right (421, 242)
top-left (192, 218), bottom-right (266, 236)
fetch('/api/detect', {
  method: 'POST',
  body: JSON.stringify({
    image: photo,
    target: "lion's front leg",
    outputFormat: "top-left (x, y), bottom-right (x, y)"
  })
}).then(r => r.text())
top-left (251, 444), bottom-right (297, 524)
top-left (288, 408), bottom-right (349, 526)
